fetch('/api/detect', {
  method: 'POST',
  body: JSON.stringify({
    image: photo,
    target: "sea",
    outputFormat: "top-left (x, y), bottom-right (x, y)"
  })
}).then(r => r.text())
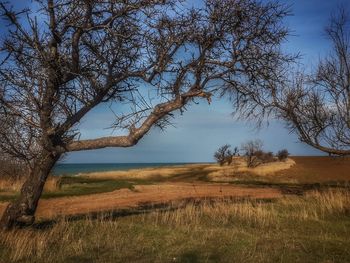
top-left (52, 163), bottom-right (193, 176)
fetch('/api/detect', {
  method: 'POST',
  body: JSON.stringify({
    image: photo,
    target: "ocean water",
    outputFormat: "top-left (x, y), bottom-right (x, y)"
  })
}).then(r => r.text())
top-left (52, 163), bottom-right (192, 176)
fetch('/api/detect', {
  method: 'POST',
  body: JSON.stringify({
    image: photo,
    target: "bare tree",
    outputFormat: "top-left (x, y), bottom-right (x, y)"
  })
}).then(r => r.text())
top-left (241, 139), bottom-right (263, 167)
top-left (273, 8), bottom-right (350, 156)
top-left (0, 0), bottom-right (293, 229)
top-left (233, 147), bottom-right (240, 156)
top-left (277, 149), bottom-right (289, 161)
top-left (214, 144), bottom-right (233, 166)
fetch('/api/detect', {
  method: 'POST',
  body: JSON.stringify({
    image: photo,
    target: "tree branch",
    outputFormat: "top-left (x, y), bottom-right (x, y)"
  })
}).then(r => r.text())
top-left (65, 90), bottom-right (211, 152)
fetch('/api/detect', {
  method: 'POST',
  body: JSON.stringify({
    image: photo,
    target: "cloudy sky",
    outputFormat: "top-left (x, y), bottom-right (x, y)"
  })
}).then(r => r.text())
top-left (1, 0), bottom-right (349, 163)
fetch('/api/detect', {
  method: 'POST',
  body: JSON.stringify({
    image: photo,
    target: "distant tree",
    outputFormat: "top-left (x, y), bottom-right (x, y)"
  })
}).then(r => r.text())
top-left (255, 150), bottom-right (275, 163)
top-left (241, 139), bottom-right (263, 167)
top-left (214, 144), bottom-right (235, 166)
top-left (241, 140), bottom-right (276, 167)
top-left (277, 149), bottom-right (289, 161)
top-left (0, 0), bottom-right (293, 229)
top-left (233, 147), bottom-right (240, 156)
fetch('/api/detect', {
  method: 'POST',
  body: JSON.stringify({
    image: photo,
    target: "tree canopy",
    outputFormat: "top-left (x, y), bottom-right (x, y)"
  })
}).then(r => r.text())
top-left (0, 0), bottom-right (293, 229)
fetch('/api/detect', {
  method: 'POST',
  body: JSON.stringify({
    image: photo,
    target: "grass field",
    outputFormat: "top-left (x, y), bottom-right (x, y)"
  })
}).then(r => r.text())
top-left (0, 157), bottom-right (349, 263)
top-left (0, 189), bottom-right (349, 263)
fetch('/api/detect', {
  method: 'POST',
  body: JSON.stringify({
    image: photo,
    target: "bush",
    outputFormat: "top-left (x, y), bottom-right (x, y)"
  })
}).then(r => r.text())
top-left (277, 149), bottom-right (289, 161)
top-left (241, 140), bottom-right (263, 167)
top-left (256, 151), bottom-right (275, 163)
top-left (241, 140), bottom-right (261, 167)
top-left (241, 140), bottom-right (276, 167)
top-left (214, 144), bottom-right (239, 166)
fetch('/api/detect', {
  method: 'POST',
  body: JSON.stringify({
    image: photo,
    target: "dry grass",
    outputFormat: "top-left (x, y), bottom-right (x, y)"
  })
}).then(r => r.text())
top-left (0, 179), bottom-right (23, 192)
top-left (43, 176), bottom-right (62, 192)
top-left (82, 164), bottom-right (208, 180)
top-left (1, 188), bottom-right (349, 263)
top-left (207, 157), bottom-right (295, 182)
top-left (141, 199), bottom-right (277, 229)
top-left (250, 158), bottom-right (295, 175)
top-left (0, 176), bottom-right (61, 193)
top-left (81, 158), bottom-right (295, 183)
top-left (280, 188), bottom-right (350, 221)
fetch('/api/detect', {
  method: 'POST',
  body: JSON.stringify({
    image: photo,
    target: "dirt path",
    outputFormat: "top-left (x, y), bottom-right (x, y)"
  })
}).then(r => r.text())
top-left (0, 183), bottom-right (282, 220)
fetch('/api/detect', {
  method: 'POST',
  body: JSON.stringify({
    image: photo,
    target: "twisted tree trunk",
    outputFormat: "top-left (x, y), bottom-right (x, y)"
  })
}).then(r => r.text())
top-left (0, 151), bottom-right (60, 230)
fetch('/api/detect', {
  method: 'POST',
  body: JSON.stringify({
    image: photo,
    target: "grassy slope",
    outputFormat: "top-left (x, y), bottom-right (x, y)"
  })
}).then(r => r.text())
top-left (0, 189), bottom-right (349, 263)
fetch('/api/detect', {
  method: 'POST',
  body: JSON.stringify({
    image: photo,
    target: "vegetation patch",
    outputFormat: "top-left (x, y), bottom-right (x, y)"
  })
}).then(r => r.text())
top-left (0, 176), bottom-right (148, 202)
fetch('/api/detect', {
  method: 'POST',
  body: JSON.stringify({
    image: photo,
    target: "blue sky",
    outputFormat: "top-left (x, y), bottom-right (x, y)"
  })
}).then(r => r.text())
top-left (1, 0), bottom-right (349, 163)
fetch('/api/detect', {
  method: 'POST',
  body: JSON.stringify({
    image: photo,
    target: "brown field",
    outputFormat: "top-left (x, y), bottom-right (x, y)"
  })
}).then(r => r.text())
top-left (273, 156), bottom-right (350, 183)
top-left (81, 156), bottom-right (350, 184)
top-left (0, 156), bottom-right (349, 221)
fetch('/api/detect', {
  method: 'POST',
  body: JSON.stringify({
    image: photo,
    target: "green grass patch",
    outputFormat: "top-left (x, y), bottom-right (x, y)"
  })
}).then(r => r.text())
top-left (0, 176), bottom-right (155, 202)
top-left (0, 193), bottom-right (19, 202)
top-left (41, 177), bottom-right (136, 199)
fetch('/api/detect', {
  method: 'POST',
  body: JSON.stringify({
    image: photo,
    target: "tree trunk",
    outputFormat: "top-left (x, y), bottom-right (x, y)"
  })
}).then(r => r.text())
top-left (0, 151), bottom-right (60, 230)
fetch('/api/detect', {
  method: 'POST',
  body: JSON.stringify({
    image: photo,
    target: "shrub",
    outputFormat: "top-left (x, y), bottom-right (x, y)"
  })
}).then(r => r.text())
top-left (257, 151), bottom-right (275, 163)
top-left (277, 149), bottom-right (289, 161)
top-left (214, 144), bottom-right (239, 166)
top-left (241, 140), bottom-right (263, 167)
top-left (241, 140), bottom-right (277, 167)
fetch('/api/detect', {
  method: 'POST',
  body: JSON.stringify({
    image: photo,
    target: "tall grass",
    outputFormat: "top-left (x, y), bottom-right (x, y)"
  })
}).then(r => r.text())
top-left (139, 199), bottom-right (277, 228)
top-left (1, 188), bottom-right (349, 263)
top-left (280, 189), bottom-right (350, 221)
top-left (0, 176), bottom-right (61, 193)
top-left (0, 179), bottom-right (23, 192)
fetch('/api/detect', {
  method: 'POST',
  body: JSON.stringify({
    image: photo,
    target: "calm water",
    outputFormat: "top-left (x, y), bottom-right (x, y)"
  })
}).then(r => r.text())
top-left (52, 163), bottom-right (192, 176)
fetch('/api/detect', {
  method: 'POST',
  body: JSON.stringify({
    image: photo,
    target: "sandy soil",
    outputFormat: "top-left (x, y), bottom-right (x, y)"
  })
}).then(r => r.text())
top-left (0, 183), bottom-right (282, 220)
